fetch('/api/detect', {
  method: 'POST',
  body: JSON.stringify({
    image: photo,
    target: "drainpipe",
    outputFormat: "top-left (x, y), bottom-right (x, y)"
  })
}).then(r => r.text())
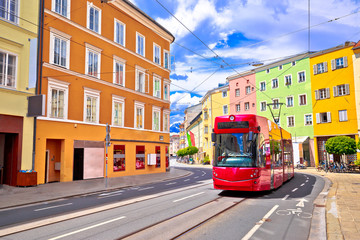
top-left (32, 0), bottom-right (45, 170)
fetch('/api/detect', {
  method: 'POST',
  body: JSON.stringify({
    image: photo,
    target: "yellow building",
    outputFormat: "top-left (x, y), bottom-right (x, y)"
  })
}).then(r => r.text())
top-left (201, 84), bottom-right (229, 163)
top-left (310, 42), bottom-right (359, 166)
top-left (0, 0), bottom-right (39, 186)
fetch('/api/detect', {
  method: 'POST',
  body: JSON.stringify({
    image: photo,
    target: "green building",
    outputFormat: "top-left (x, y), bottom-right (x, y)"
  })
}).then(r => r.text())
top-left (255, 53), bottom-right (315, 166)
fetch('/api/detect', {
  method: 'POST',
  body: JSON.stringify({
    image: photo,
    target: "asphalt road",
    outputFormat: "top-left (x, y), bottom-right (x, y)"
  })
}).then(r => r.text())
top-left (0, 166), bottom-right (325, 240)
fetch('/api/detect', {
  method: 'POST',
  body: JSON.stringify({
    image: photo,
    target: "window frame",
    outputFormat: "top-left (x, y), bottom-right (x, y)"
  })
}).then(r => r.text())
top-left (135, 67), bottom-right (146, 93)
top-left (153, 43), bottom-right (161, 65)
top-left (164, 50), bottom-right (170, 69)
top-left (136, 32), bottom-right (145, 57)
top-left (153, 76), bottom-right (161, 98)
top-left (83, 88), bottom-right (100, 124)
top-left (113, 56), bottom-right (125, 87)
top-left (260, 101), bottom-right (267, 112)
top-left (236, 104), bottom-right (241, 112)
top-left (297, 70), bottom-right (306, 83)
top-left (272, 78), bottom-right (278, 89)
top-left (222, 90), bottom-right (227, 98)
top-left (0, 0), bottom-right (19, 24)
top-left (299, 94), bottom-right (307, 106)
top-left (245, 86), bottom-right (251, 95)
top-left (114, 18), bottom-right (125, 47)
top-left (304, 114), bottom-right (313, 126)
top-left (49, 29), bottom-right (71, 69)
top-left (134, 101), bottom-right (145, 129)
top-left (286, 96), bottom-right (294, 107)
top-left (260, 81), bottom-right (266, 91)
top-left (152, 106), bottom-right (161, 131)
top-left (163, 110), bottom-right (170, 132)
top-left (339, 110), bottom-right (348, 122)
top-left (273, 98), bottom-right (280, 109)
top-left (163, 80), bottom-right (170, 100)
top-left (287, 116), bottom-right (295, 127)
top-left (87, 2), bottom-right (101, 34)
top-left (112, 95), bottom-right (125, 127)
top-left (223, 105), bottom-right (228, 115)
top-left (235, 88), bottom-right (240, 97)
top-left (0, 49), bottom-right (18, 89)
top-left (245, 102), bottom-right (250, 111)
top-left (284, 74), bottom-right (292, 86)
top-left (52, 0), bottom-right (70, 18)
top-left (47, 79), bottom-right (70, 119)
top-left (85, 44), bottom-right (102, 79)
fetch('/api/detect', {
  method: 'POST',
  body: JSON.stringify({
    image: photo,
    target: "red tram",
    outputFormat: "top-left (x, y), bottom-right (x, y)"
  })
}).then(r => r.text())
top-left (212, 114), bottom-right (294, 191)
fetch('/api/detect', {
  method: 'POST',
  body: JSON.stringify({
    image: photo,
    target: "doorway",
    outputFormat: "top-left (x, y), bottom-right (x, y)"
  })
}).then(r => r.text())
top-left (73, 148), bottom-right (84, 181)
top-left (0, 133), bottom-right (18, 185)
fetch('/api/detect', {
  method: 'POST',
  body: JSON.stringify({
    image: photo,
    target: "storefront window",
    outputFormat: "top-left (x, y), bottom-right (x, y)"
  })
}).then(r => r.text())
top-left (136, 145), bottom-right (145, 169)
top-left (113, 145), bottom-right (125, 171)
top-left (166, 146), bottom-right (169, 168)
top-left (156, 146), bottom-right (161, 168)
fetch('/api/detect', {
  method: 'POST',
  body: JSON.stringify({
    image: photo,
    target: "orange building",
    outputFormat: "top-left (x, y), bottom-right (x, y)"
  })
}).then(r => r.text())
top-left (35, 0), bottom-right (174, 184)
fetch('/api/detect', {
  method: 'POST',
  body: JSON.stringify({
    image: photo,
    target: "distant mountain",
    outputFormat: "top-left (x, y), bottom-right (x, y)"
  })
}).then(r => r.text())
top-left (170, 121), bottom-right (182, 133)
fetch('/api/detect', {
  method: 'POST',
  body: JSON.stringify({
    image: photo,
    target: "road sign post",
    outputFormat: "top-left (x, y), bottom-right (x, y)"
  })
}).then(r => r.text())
top-left (105, 123), bottom-right (111, 188)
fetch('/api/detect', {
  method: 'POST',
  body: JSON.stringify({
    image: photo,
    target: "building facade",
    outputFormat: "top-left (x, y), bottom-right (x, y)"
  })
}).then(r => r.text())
top-left (310, 42), bottom-right (359, 166)
top-left (228, 70), bottom-right (257, 115)
top-left (169, 134), bottom-right (179, 156)
top-left (186, 111), bottom-right (203, 163)
top-left (0, 0), bottom-right (39, 185)
top-left (35, 0), bottom-right (174, 184)
top-left (255, 53), bottom-right (315, 166)
top-left (352, 41), bottom-right (360, 141)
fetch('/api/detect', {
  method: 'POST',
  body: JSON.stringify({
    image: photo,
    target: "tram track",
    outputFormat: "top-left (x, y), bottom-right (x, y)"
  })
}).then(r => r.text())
top-left (120, 196), bottom-right (246, 240)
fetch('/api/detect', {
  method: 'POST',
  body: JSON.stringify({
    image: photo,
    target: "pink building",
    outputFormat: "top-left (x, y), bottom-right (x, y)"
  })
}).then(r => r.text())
top-left (227, 70), bottom-right (257, 115)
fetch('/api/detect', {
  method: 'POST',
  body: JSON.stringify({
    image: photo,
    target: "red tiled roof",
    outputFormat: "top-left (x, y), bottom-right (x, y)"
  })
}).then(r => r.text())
top-left (352, 41), bottom-right (360, 50)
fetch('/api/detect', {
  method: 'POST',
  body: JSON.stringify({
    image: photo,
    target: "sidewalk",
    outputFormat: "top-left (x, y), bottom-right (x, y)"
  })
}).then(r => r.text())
top-left (296, 167), bottom-right (360, 240)
top-left (0, 167), bottom-right (191, 209)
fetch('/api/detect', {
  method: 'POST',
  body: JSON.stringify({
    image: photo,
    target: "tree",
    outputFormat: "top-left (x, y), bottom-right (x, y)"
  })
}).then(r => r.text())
top-left (176, 149), bottom-right (186, 158)
top-left (325, 136), bottom-right (356, 162)
top-left (186, 146), bottom-right (199, 156)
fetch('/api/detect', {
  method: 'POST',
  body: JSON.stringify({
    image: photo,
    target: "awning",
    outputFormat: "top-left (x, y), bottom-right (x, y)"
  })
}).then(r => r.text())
top-left (292, 136), bottom-right (309, 143)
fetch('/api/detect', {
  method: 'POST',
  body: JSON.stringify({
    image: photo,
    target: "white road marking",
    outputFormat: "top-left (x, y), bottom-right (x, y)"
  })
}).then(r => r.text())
top-left (138, 187), bottom-right (154, 191)
top-left (98, 193), bottom-right (122, 199)
top-left (242, 205), bottom-right (279, 240)
top-left (166, 182), bottom-right (177, 185)
top-left (296, 198), bottom-right (309, 207)
top-left (194, 176), bottom-right (199, 179)
top-left (300, 183), bottom-right (305, 187)
top-left (201, 171), bottom-right (206, 176)
top-left (34, 203), bottom-right (73, 212)
top-left (99, 190), bottom-right (123, 196)
top-left (173, 192), bottom-right (205, 203)
top-left (282, 195), bottom-right (289, 201)
top-left (292, 188), bottom-right (298, 192)
top-left (305, 180), bottom-right (309, 183)
top-left (184, 179), bottom-right (190, 182)
top-left (48, 216), bottom-right (126, 240)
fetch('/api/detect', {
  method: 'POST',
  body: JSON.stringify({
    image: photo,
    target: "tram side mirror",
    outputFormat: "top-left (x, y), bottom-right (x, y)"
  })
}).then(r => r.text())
top-left (248, 131), bottom-right (253, 141)
top-left (211, 133), bottom-right (216, 142)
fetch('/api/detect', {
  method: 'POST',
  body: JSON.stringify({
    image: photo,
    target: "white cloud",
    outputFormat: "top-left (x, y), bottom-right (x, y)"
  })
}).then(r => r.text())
top-left (170, 92), bottom-right (202, 111)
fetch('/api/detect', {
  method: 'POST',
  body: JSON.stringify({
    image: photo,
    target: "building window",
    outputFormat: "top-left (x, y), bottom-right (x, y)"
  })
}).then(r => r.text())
top-left (314, 62), bottom-right (328, 75)
top-left (266, 69), bottom-right (270, 74)
top-left (245, 102), bottom-right (250, 111)
top-left (113, 57), bottom-right (125, 86)
top-left (164, 50), bottom-right (170, 69)
top-left (135, 102), bottom-right (145, 129)
top-left (204, 111), bottom-right (208, 120)
top-left (53, 0), bottom-right (69, 18)
top-left (334, 84), bottom-right (350, 97)
top-left (50, 31), bottom-right (70, 69)
top-left (113, 145), bottom-right (125, 172)
top-left (86, 46), bottom-right (101, 78)
top-left (136, 32), bottom-right (145, 57)
top-left (223, 105), bottom-right (228, 115)
top-left (112, 96), bottom-right (124, 127)
top-left (153, 44), bottom-right (161, 65)
top-left (48, 79), bottom-right (69, 119)
top-left (163, 111), bottom-right (170, 132)
top-left (316, 112), bottom-right (331, 124)
top-left (315, 88), bottom-right (330, 100)
top-left (298, 71), bottom-right (306, 82)
top-left (114, 19), bottom-right (125, 46)
top-left (136, 146), bottom-right (145, 169)
top-left (135, 68), bottom-right (146, 93)
top-left (153, 106), bottom-right (161, 131)
top-left (287, 116), bottom-right (295, 127)
top-left (260, 102), bottom-right (266, 111)
top-left (285, 75), bottom-right (292, 86)
top-left (304, 114), bottom-right (312, 126)
top-left (204, 126), bottom-right (208, 134)
top-left (235, 88), bottom-right (240, 97)
top-left (236, 104), bottom-right (241, 112)
top-left (331, 57), bottom-right (348, 70)
top-left (153, 77), bottom-right (161, 98)
top-left (273, 99), bottom-right (279, 109)
top-left (222, 91), bottom-right (227, 97)
top-left (339, 110), bottom-right (348, 122)
top-left (84, 88), bottom-right (100, 123)
top-left (272, 78), bottom-right (278, 88)
top-left (299, 94), bottom-right (307, 105)
top-left (292, 61), bottom-right (296, 66)
top-left (0, 50), bottom-right (17, 88)
top-left (155, 146), bottom-right (161, 168)
top-left (260, 81), bottom-right (266, 91)
top-left (286, 96), bottom-right (293, 107)
top-left (0, 0), bottom-right (18, 23)
top-left (279, 65), bottom-right (283, 70)
top-left (164, 82), bottom-right (170, 100)
top-left (246, 86), bottom-right (251, 94)
top-left (87, 3), bottom-right (101, 33)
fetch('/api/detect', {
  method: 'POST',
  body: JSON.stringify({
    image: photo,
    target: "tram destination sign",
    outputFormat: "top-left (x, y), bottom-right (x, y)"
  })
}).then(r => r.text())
top-left (217, 121), bottom-right (249, 129)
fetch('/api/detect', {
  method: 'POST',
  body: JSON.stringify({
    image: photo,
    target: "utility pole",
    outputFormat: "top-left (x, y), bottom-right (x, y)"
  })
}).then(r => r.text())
top-left (105, 123), bottom-right (111, 188)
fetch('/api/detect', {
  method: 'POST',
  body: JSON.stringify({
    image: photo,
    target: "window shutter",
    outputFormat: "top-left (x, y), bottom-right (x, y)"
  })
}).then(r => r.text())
top-left (345, 110), bottom-right (348, 121)
top-left (331, 59), bottom-right (335, 70)
top-left (333, 86), bottom-right (338, 97)
top-left (343, 56), bottom-right (348, 67)
top-left (315, 90), bottom-right (319, 100)
top-left (326, 88), bottom-right (330, 99)
top-left (316, 113), bottom-right (320, 123)
top-left (135, 70), bottom-right (139, 91)
top-left (327, 112), bottom-right (331, 123)
top-left (313, 65), bottom-right (317, 75)
top-left (345, 84), bottom-right (350, 95)
top-left (324, 62), bottom-right (328, 72)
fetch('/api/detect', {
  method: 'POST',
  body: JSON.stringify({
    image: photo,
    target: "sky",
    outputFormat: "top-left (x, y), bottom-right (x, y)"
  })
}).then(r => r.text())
top-left (128, 0), bottom-right (360, 132)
